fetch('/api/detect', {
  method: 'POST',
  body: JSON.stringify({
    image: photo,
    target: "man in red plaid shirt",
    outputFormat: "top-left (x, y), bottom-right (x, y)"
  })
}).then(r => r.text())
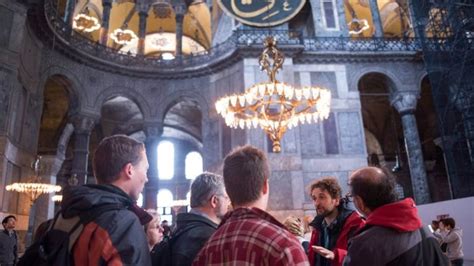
top-left (193, 145), bottom-right (309, 266)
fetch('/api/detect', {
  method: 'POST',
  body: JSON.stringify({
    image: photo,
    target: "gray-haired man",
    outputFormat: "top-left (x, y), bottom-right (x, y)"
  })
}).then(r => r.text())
top-left (169, 172), bottom-right (230, 266)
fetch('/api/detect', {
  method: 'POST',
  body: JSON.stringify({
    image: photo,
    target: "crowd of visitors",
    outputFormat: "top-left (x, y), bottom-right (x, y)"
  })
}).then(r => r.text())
top-left (1, 135), bottom-right (465, 265)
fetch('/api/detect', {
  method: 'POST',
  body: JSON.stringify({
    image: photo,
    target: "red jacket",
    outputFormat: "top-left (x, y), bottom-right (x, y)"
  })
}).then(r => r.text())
top-left (308, 211), bottom-right (364, 266)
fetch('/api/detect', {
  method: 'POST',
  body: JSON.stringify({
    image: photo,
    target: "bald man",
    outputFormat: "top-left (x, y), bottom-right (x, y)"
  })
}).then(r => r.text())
top-left (343, 167), bottom-right (448, 266)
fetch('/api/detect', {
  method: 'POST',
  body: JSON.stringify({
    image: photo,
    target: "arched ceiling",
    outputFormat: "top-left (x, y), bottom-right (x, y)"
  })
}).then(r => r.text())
top-left (38, 78), bottom-right (70, 154)
top-left (71, 0), bottom-right (211, 57)
top-left (344, 0), bottom-right (412, 37)
top-left (163, 100), bottom-right (202, 144)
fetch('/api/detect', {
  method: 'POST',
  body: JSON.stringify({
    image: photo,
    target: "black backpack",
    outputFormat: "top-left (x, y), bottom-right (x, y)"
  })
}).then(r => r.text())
top-left (18, 203), bottom-right (124, 266)
top-left (150, 224), bottom-right (199, 266)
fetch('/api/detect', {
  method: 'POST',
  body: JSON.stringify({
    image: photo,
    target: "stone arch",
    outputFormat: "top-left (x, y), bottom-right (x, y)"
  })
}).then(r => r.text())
top-left (38, 67), bottom-right (85, 113)
top-left (93, 86), bottom-right (152, 119)
top-left (353, 67), bottom-right (401, 93)
top-left (156, 89), bottom-right (210, 122)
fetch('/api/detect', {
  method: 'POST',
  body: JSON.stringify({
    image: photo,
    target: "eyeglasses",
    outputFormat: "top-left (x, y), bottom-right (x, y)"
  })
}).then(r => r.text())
top-left (345, 192), bottom-right (353, 202)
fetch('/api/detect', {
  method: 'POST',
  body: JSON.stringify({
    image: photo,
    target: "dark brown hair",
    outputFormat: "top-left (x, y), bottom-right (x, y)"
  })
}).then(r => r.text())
top-left (93, 135), bottom-right (144, 184)
top-left (349, 167), bottom-right (398, 210)
top-left (223, 145), bottom-right (270, 206)
top-left (441, 217), bottom-right (455, 228)
top-left (309, 177), bottom-right (342, 199)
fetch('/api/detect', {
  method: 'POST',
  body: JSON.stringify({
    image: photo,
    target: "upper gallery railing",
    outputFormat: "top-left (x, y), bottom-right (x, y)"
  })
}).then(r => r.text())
top-left (42, 0), bottom-right (432, 72)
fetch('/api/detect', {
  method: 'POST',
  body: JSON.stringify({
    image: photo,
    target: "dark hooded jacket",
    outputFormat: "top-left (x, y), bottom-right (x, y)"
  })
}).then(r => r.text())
top-left (61, 184), bottom-right (152, 266)
top-left (308, 201), bottom-right (364, 266)
top-left (170, 211), bottom-right (218, 266)
top-left (343, 198), bottom-right (449, 266)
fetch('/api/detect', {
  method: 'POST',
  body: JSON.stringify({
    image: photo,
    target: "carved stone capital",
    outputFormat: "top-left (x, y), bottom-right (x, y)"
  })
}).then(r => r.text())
top-left (174, 3), bottom-right (186, 17)
top-left (135, 0), bottom-right (151, 15)
top-left (390, 91), bottom-right (419, 115)
top-left (143, 121), bottom-right (164, 139)
top-left (71, 115), bottom-right (97, 134)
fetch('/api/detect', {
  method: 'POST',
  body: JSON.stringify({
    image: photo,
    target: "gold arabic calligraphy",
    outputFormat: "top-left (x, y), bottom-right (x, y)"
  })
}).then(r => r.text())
top-left (231, 0), bottom-right (295, 18)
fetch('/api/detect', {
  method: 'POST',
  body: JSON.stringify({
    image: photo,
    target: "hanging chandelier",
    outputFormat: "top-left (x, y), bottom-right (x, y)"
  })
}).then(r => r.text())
top-left (110, 29), bottom-right (138, 45)
top-left (72, 13), bottom-right (101, 33)
top-left (5, 156), bottom-right (62, 202)
top-left (215, 36), bottom-right (331, 152)
top-left (348, 18), bottom-right (370, 35)
top-left (6, 183), bottom-right (61, 201)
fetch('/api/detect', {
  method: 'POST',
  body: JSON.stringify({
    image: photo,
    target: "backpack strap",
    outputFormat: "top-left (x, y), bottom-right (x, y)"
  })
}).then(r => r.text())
top-left (52, 203), bottom-right (126, 251)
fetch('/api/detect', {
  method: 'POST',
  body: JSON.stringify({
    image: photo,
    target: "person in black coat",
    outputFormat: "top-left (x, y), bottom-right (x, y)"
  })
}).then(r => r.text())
top-left (167, 172), bottom-right (230, 266)
top-left (0, 215), bottom-right (18, 266)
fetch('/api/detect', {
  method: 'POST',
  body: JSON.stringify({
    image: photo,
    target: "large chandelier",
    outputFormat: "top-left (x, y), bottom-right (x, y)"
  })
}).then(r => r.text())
top-left (215, 36), bottom-right (331, 152)
top-left (6, 156), bottom-right (62, 202)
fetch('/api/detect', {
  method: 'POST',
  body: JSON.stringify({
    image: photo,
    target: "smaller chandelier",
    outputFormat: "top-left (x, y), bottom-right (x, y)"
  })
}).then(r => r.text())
top-left (348, 18), bottom-right (370, 35)
top-left (110, 29), bottom-right (138, 45)
top-left (6, 156), bottom-right (62, 202)
top-left (73, 14), bottom-right (101, 33)
top-left (215, 37), bottom-right (331, 152)
top-left (6, 180), bottom-right (62, 202)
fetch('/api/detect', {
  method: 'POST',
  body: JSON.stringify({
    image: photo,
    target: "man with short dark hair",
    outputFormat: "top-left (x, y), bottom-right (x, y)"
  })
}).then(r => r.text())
top-left (344, 167), bottom-right (448, 266)
top-left (307, 177), bottom-right (364, 266)
top-left (61, 135), bottom-right (152, 265)
top-left (166, 172), bottom-right (229, 266)
top-left (0, 215), bottom-right (18, 266)
top-left (193, 145), bottom-right (309, 266)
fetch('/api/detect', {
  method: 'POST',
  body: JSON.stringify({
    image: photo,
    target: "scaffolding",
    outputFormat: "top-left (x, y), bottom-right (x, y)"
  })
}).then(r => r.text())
top-left (411, 0), bottom-right (474, 198)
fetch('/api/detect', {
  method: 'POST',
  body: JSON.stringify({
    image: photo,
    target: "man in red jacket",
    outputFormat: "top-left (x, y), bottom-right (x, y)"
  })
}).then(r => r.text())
top-left (308, 177), bottom-right (364, 266)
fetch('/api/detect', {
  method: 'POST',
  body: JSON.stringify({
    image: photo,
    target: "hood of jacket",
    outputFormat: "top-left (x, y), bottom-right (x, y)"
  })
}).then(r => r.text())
top-left (365, 198), bottom-right (422, 232)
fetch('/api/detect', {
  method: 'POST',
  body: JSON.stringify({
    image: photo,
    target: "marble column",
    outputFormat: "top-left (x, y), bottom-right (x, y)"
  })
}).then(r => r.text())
top-left (407, 0), bottom-right (427, 40)
top-left (64, 0), bottom-right (76, 34)
top-left (136, 2), bottom-right (150, 56)
top-left (201, 116), bottom-right (221, 172)
top-left (336, 0), bottom-right (349, 37)
top-left (391, 91), bottom-right (431, 204)
top-left (174, 4), bottom-right (186, 60)
top-left (71, 115), bottom-right (96, 185)
top-left (369, 0), bottom-right (384, 37)
top-left (143, 122), bottom-right (163, 209)
top-left (99, 0), bottom-right (113, 45)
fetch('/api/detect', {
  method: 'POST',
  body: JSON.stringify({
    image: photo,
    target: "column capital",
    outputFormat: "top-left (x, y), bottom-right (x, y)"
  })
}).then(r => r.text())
top-left (135, 0), bottom-right (151, 15)
top-left (390, 91), bottom-right (419, 115)
top-left (71, 114), bottom-right (97, 134)
top-left (102, 0), bottom-right (113, 7)
top-left (174, 3), bottom-right (186, 18)
top-left (143, 121), bottom-right (164, 139)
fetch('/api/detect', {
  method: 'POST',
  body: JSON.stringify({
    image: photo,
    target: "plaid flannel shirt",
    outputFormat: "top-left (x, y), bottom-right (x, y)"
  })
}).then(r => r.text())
top-left (193, 207), bottom-right (310, 266)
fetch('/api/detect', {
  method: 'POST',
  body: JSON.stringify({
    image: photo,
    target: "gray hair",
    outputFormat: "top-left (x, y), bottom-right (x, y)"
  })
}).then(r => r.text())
top-left (190, 172), bottom-right (225, 208)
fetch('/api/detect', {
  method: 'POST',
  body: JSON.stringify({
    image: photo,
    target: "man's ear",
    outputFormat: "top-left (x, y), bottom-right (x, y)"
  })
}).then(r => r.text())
top-left (262, 178), bottom-right (269, 195)
top-left (354, 195), bottom-right (369, 216)
top-left (124, 163), bottom-right (134, 179)
top-left (210, 195), bottom-right (218, 208)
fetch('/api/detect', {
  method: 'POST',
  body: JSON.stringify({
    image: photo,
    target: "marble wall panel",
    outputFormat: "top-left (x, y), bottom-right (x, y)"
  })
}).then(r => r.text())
top-left (300, 123), bottom-right (324, 157)
top-left (338, 112), bottom-right (364, 154)
top-left (310, 71), bottom-right (338, 98)
top-left (0, 6), bottom-right (13, 48)
top-left (268, 170), bottom-right (294, 210)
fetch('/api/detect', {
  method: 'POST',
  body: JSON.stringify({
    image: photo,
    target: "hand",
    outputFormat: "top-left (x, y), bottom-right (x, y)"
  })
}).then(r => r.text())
top-left (312, 246), bottom-right (335, 260)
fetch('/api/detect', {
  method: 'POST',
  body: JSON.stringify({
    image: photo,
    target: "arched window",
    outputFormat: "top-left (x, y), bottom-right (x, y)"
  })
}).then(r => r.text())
top-left (185, 151), bottom-right (203, 180)
top-left (158, 141), bottom-right (174, 180)
top-left (137, 193), bottom-right (143, 207)
top-left (157, 189), bottom-right (173, 224)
